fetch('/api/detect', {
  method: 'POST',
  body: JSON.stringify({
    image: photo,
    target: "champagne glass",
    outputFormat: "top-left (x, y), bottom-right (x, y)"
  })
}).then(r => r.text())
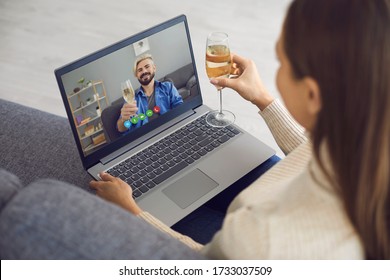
top-left (205, 32), bottom-right (235, 127)
top-left (121, 79), bottom-right (137, 127)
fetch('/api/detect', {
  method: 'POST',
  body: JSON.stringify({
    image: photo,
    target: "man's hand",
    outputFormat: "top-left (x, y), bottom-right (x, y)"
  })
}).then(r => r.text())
top-left (89, 172), bottom-right (142, 215)
top-left (120, 102), bottom-right (138, 120)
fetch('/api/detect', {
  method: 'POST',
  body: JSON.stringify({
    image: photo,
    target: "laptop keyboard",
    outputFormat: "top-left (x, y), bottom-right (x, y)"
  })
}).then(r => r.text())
top-left (106, 114), bottom-right (241, 199)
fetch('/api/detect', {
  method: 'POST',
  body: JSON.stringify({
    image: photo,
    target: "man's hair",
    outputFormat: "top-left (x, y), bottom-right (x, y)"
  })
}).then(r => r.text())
top-left (133, 53), bottom-right (154, 75)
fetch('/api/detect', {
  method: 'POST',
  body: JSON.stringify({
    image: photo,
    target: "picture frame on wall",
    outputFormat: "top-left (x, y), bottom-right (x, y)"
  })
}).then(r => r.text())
top-left (133, 38), bottom-right (150, 56)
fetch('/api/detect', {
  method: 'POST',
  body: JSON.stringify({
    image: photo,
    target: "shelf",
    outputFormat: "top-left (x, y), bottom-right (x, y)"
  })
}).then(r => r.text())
top-left (67, 81), bottom-right (103, 98)
top-left (73, 96), bottom-right (106, 113)
top-left (84, 140), bottom-right (107, 153)
top-left (67, 80), bottom-right (108, 155)
top-left (80, 128), bottom-right (104, 140)
top-left (76, 115), bottom-right (100, 128)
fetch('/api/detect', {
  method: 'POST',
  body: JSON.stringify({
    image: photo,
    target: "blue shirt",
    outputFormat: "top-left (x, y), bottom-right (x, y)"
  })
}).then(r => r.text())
top-left (119, 80), bottom-right (183, 133)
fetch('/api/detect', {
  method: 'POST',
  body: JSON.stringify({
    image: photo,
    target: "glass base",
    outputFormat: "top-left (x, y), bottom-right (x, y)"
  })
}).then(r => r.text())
top-left (206, 110), bottom-right (235, 127)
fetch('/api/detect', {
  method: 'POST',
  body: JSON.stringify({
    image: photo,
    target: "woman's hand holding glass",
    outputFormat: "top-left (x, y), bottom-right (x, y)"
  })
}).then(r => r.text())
top-left (211, 53), bottom-right (274, 111)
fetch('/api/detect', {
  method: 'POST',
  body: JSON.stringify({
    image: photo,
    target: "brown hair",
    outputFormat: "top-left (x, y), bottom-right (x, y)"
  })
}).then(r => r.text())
top-left (283, 0), bottom-right (390, 259)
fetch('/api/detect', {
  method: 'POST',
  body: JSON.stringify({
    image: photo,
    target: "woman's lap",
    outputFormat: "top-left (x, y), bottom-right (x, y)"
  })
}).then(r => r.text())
top-left (171, 155), bottom-right (281, 244)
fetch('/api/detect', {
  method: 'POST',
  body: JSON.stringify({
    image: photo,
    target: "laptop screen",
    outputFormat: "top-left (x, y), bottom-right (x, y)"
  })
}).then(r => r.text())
top-left (55, 15), bottom-right (202, 168)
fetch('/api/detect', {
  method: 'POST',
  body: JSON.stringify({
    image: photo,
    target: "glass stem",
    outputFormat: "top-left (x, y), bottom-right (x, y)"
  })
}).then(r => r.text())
top-left (218, 88), bottom-right (223, 116)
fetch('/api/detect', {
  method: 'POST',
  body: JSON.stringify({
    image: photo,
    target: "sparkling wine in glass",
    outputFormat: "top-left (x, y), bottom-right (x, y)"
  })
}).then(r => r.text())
top-left (205, 32), bottom-right (235, 127)
top-left (121, 80), bottom-right (137, 127)
top-left (122, 80), bottom-right (135, 104)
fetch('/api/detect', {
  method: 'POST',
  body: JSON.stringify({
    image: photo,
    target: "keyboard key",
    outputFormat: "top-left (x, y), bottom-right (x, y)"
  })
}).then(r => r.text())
top-left (123, 171), bottom-right (132, 178)
top-left (164, 154), bottom-right (173, 161)
top-left (108, 170), bottom-right (119, 177)
top-left (130, 166), bottom-right (139, 173)
top-left (218, 135), bottom-right (230, 143)
top-left (133, 189), bottom-right (142, 198)
top-left (205, 145), bottom-right (214, 152)
top-left (137, 155), bottom-right (146, 161)
top-left (145, 166), bottom-right (153, 173)
top-left (199, 137), bottom-right (212, 147)
top-left (146, 181), bottom-right (156, 189)
top-left (140, 177), bottom-right (149, 184)
top-left (191, 153), bottom-right (201, 160)
top-left (173, 157), bottom-right (182, 163)
top-left (228, 127), bottom-right (241, 135)
top-left (139, 186), bottom-right (149, 193)
top-left (153, 161), bottom-right (188, 185)
top-left (153, 168), bottom-right (163, 175)
top-left (192, 145), bottom-right (201, 151)
top-left (212, 141), bottom-right (221, 148)
top-left (150, 155), bottom-right (159, 161)
top-left (171, 151), bottom-right (179, 157)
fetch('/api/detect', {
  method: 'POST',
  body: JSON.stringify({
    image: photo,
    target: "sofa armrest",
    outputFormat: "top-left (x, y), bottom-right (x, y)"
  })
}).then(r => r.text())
top-left (0, 169), bottom-right (205, 260)
top-left (0, 98), bottom-right (91, 190)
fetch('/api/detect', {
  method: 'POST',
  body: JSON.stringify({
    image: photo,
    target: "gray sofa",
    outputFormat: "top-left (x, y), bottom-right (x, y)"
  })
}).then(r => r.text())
top-left (0, 98), bottom-right (204, 259)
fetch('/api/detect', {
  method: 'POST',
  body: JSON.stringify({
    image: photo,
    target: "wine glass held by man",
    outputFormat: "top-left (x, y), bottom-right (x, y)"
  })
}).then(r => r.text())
top-left (120, 80), bottom-right (137, 128)
top-left (91, 0), bottom-right (390, 259)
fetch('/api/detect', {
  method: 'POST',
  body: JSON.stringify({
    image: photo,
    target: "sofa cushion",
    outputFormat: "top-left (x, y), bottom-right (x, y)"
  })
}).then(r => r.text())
top-left (0, 172), bottom-right (204, 259)
top-left (0, 169), bottom-right (22, 212)
top-left (163, 64), bottom-right (194, 89)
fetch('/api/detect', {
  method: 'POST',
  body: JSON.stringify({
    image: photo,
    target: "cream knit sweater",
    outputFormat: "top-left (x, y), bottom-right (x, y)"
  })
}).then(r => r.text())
top-left (139, 99), bottom-right (364, 259)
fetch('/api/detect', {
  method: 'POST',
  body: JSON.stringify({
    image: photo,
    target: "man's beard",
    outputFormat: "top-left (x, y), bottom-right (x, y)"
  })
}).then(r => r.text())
top-left (138, 72), bottom-right (155, 86)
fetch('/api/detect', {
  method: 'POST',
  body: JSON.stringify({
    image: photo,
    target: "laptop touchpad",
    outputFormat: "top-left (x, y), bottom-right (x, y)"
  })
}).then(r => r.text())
top-left (162, 169), bottom-right (219, 209)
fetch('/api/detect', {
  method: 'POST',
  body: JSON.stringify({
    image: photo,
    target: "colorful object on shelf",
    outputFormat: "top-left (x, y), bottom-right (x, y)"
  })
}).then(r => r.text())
top-left (80, 117), bottom-right (91, 126)
top-left (85, 125), bottom-right (95, 136)
top-left (75, 115), bottom-right (83, 125)
top-left (92, 133), bottom-right (105, 145)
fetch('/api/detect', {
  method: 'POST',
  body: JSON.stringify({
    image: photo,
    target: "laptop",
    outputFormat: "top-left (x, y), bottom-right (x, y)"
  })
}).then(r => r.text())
top-left (55, 14), bottom-right (275, 226)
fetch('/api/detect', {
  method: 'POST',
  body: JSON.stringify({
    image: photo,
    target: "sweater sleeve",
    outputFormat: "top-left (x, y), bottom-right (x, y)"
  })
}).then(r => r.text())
top-left (259, 99), bottom-right (307, 155)
top-left (138, 212), bottom-right (203, 251)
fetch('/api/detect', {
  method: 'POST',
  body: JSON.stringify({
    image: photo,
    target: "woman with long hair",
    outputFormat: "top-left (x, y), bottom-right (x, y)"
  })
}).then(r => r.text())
top-left (90, 0), bottom-right (390, 259)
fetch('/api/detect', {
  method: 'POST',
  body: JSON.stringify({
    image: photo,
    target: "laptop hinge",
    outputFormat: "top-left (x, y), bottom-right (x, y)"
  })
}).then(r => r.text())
top-left (100, 109), bottom-right (196, 165)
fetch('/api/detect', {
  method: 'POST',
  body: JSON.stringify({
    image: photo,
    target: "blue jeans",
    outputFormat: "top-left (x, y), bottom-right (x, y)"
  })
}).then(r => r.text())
top-left (171, 155), bottom-right (281, 244)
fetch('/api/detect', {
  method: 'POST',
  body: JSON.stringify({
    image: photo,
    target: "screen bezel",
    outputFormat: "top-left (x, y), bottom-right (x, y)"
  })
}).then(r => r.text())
top-left (54, 15), bottom-right (202, 169)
